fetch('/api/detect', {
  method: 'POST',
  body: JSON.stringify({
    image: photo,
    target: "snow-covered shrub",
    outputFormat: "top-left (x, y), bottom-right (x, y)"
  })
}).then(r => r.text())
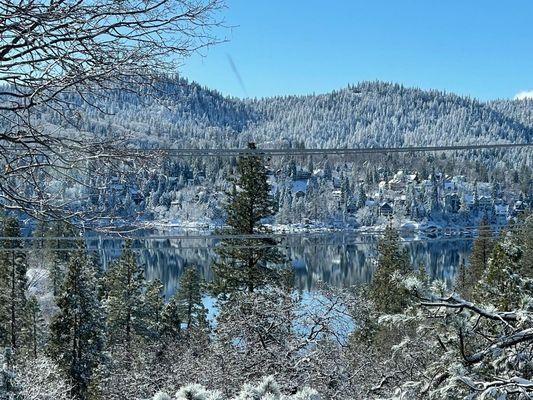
top-left (154, 377), bottom-right (320, 400)
top-left (153, 392), bottom-right (172, 400)
top-left (173, 383), bottom-right (224, 400)
top-left (234, 376), bottom-right (281, 400)
top-left (0, 351), bottom-right (71, 400)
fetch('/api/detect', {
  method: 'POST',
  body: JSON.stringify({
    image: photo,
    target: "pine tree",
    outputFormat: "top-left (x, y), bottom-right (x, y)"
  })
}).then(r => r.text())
top-left (0, 217), bottom-right (28, 350)
top-left (175, 268), bottom-right (207, 329)
top-left (161, 294), bottom-right (181, 339)
top-left (22, 296), bottom-right (45, 358)
top-left (517, 213), bottom-right (532, 278)
top-left (212, 143), bottom-right (286, 295)
top-left (468, 215), bottom-right (494, 286)
top-left (473, 182), bottom-right (480, 213)
top-left (417, 263), bottom-right (431, 291)
top-left (474, 226), bottom-right (528, 310)
top-left (356, 185), bottom-right (367, 210)
top-left (453, 260), bottom-right (470, 299)
top-left (88, 251), bottom-right (105, 301)
top-left (49, 261), bottom-right (64, 298)
top-left (0, 347), bottom-right (18, 398)
top-left (307, 157), bottom-right (314, 174)
top-left (143, 279), bottom-right (165, 340)
top-left (48, 245), bottom-right (105, 400)
top-left (340, 176), bottom-right (351, 214)
top-left (323, 159), bottom-right (332, 180)
top-left (369, 224), bottom-right (411, 314)
top-left (288, 159), bottom-right (297, 178)
top-left (32, 221), bottom-right (78, 297)
top-left (104, 240), bottom-right (146, 349)
top-left (277, 188), bottom-right (293, 224)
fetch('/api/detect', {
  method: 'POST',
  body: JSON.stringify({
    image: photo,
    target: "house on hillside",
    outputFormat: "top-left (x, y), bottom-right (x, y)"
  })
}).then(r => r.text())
top-left (443, 180), bottom-right (455, 193)
top-left (379, 202), bottom-right (393, 217)
top-left (444, 193), bottom-right (460, 213)
top-left (513, 200), bottom-right (527, 216)
top-left (494, 204), bottom-right (509, 223)
top-left (294, 168), bottom-right (312, 180)
top-left (388, 170), bottom-right (406, 191)
top-left (478, 195), bottom-right (493, 212)
top-left (463, 194), bottom-right (475, 211)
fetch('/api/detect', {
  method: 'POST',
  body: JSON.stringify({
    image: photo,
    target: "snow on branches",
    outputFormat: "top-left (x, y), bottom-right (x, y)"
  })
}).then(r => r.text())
top-left (153, 376), bottom-right (320, 400)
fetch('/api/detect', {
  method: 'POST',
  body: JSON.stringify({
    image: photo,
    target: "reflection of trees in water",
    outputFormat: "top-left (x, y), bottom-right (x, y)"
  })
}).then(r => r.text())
top-left (88, 236), bottom-right (473, 296)
top-left (406, 240), bottom-right (472, 286)
top-left (285, 236), bottom-right (472, 290)
top-left (87, 237), bottom-right (216, 297)
top-left (285, 236), bottom-right (378, 291)
top-left (140, 245), bottom-right (214, 298)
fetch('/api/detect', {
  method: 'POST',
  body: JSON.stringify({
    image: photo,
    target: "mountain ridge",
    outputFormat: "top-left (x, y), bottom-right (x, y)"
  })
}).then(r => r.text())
top-left (38, 78), bottom-right (533, 151)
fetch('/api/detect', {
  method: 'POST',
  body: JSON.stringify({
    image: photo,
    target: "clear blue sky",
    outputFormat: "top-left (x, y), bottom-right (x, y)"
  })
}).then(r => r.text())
top-left (180, 0), bottom-right (533, 101)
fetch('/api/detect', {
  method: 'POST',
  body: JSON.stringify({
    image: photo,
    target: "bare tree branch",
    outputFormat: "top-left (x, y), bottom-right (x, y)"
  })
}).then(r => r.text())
top-left (0, 0), bottom-right (225, 228)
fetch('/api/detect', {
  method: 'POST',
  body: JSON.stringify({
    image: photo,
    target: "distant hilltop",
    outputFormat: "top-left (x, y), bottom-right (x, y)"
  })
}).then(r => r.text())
top-left (36, 78), bottom-right (533, 152)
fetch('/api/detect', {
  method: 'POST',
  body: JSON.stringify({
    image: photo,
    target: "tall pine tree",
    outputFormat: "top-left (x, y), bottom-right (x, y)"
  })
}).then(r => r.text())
top-left (22, 296), bottom-right (45, 358)
top-left (473, 220), bottom-right (531, 310)
top-left (48, 245), bottom-right (105, 400)
top-left (453, 260), bottom-right (470, 299)
top-left (104, 240), bottom-right (146, 349)
top-left (32, 220), bottom-right (78, 297)
top-left (143, 279), bottom-right (165, 340)
top-left (175, 267), bottom-right (206, 329)
top-left (468, 215), bottom-right (494, 286)
top-left (369, 224), bottom-right (411, 314)
top-left (161, 294), bottom-right (181, 339)
top-left (212, 143), bottom-right (286, 294)
top-left (0, 217), bottom-right (28, 350)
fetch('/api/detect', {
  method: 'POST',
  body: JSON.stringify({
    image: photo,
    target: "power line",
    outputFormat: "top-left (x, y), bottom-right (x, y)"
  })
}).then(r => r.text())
top-left (0, 225), bottom-right (497, 241)
top-left (129, 143), bottom-right (532, 157)
top-left (5, 142), bottom-right (531, 158)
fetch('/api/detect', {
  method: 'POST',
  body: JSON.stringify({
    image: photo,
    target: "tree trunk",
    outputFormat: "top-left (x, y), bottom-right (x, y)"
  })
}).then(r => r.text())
top-left (10, 249), bottom-right (16, 349)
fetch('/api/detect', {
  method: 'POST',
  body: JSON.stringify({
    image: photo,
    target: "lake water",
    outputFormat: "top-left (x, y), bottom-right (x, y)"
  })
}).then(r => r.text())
top-left (86, 234), bottom-right (473, 297)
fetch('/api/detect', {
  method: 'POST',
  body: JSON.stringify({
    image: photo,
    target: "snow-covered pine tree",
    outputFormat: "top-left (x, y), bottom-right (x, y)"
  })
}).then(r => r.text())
top-left (21, 296), bottom-right (45, 358)
top-left (161, 294), bottom-right (182, 339)
top-left (31, 221), bottom-right (79, 297)
top-left (211, 143), bottom-right (286, 295)
top-left (356, 185), bottom-right (367, 210)
top-left (453, 259), bottom-right (470, 299)
top-left (175, 267), bottom-right (207, 330)
top-left (473, 228), bottom-right (525, 310)
top-left (143, 279), bottom-right (165, 340)
top-left (0, 348), bottom-right (18, 398)
top-left (0, 217), bottom-right (28, 350)
top-left (468, 215), bottom-right (494, 288)
top-left (48, 244), bottom-right (105, 400)
top-left (104, 240), bottom-right (146, 349)
top-left (369, 224), bottom-right (411, 314)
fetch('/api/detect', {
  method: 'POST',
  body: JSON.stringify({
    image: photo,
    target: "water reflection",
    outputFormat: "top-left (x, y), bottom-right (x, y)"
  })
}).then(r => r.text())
top-left (87, 235), bottom-right (473, 297)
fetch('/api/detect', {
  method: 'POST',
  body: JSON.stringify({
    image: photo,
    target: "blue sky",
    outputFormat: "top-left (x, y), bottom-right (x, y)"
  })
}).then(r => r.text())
top-left (180, 0), bottom-right (533, 101)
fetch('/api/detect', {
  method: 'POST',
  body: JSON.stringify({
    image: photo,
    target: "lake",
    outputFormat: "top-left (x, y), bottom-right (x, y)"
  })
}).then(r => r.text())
top-left (86, 233), bottom-right (473, 297)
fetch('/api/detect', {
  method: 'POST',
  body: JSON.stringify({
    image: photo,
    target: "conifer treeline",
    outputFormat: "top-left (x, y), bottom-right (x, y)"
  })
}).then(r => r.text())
top-left (2, 146), bottom-right (531, 399)
top-left (0, 218), bottom-right (207, 399)
top-left (0, 146), bottom-right (279, 399)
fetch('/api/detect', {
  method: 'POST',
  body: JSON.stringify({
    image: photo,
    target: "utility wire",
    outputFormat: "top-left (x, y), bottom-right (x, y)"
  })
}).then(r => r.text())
top-left (0, 225), bottom-right (500, 241)
top-left (128, 143), bottom-right (532, 157)
top-left (5, 143), bottom-right (531, 158)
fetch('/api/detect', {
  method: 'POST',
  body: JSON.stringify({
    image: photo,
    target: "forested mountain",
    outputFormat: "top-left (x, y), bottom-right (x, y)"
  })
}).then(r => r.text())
top-left (39, 78), bottom-right (533, 150)
top-left (29, 77), bottom-right (533, 228)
